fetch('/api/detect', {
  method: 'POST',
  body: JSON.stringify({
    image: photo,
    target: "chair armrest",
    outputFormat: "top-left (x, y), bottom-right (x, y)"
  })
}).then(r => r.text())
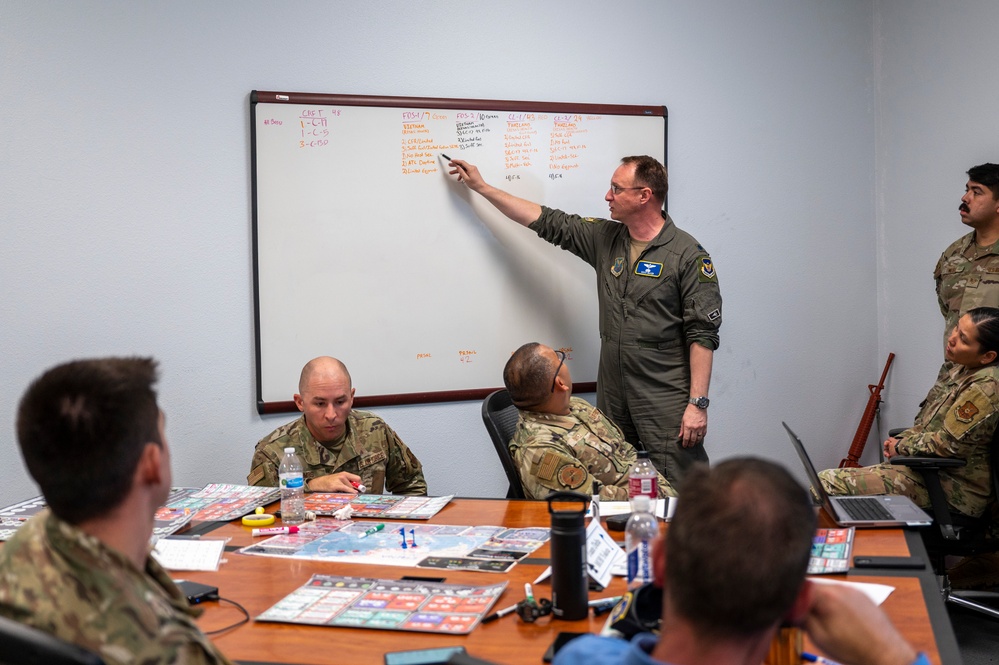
top-left (890, 456), bottom-right (966, 470)
top-left (887, 427), bottom-right (907, 438)
top-left (890, 456), bottom-right (963, 540)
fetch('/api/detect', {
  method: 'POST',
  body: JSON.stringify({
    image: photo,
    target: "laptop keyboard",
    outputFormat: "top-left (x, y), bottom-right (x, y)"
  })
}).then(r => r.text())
top-left (839, 497), bottom-right (895, 521)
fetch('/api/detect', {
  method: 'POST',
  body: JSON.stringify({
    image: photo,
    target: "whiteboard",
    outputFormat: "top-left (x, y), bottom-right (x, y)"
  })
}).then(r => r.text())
top-left (251, 91), bottom-right (667, 412)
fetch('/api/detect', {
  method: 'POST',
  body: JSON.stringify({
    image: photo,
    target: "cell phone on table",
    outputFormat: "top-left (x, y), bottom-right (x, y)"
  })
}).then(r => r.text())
top-left (384, 646), bottom-right (467, 665)
top-left (542, 632), bottom-right (588, 663)
top-left (853, 555), bottom-right (926, 569)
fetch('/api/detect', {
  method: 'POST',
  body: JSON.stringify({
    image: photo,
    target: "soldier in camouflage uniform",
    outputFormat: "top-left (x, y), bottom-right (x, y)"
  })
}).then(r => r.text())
top-left (451, 156), bottom-right (721, 484)
top-left (0, 358), bottom-right (232, 665)
top-left (248, 356), bottom-right (426, 495)
top-left (820, 309), bottom-right (999, 518)
top-left (504, 343), bottom-right (675, 500)
top-left (933, 163), bottom-right (999, 379)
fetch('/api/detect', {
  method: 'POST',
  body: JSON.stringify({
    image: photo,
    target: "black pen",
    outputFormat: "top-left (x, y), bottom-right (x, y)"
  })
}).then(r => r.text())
top-left (441, 153), bottom-right (452, 161)
top-left (481, 602), bottom-right (518, 623)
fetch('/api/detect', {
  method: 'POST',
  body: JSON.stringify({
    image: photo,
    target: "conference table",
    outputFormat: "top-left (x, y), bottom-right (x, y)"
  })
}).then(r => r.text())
top-left (177, 498), bottom-right (961, 665)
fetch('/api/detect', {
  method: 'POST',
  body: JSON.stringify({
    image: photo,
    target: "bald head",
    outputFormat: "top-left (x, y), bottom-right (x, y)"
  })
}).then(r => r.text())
top-left (295, 357), bottom-right (355, 443)
top-left (299, 357), bottom-right (352, 395)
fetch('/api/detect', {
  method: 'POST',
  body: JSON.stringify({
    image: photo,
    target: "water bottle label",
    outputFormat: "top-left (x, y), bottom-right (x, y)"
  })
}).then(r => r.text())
top-left (280, 474), bottom-right (304, 489)
top-left (628, 477), bottom-right (656, 497)
top-left (627, 542), bottom-right (653, 586)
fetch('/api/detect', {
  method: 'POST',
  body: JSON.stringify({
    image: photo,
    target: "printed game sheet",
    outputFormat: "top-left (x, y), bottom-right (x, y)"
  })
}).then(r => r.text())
top-left (304, 493), bottom-right (453, 519)
top-left (808, 527), bottom-right (855, 574)
top-left (256, 574), bottom-right (506, 634)
top-left (239, 519), bottom-right (549, 573)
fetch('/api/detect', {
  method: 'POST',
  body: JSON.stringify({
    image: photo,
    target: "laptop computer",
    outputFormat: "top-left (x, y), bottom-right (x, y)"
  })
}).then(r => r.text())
top-left (781, 422), bottom-right (932, 528)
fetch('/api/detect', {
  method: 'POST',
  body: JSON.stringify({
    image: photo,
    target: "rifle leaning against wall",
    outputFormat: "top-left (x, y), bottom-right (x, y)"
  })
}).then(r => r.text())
top-left (839, 353), bottom-right (895, 468)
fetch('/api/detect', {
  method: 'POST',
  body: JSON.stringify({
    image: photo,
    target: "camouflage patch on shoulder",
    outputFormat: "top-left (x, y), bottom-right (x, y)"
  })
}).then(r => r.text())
top-left (556, 462), bottom-right (587, 490)
top-left (944, 384), bottom-right (993, 438)
top-left (248, 466), bottom-right (265, 485)
top-left (536, 452), bottom-right (561, 481)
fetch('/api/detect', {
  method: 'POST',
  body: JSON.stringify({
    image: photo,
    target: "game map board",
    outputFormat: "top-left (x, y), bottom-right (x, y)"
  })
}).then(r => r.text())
top-left (239, 519), bottom-right (549, 573)
top-left (808, 527), bottom-right (855, 574)
top-left (256, 574), bottom-right (506, 634)
top-left (304, 493), bottom-right (453, 520)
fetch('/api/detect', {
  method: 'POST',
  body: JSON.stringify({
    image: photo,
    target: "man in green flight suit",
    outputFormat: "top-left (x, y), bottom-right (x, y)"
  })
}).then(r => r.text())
top-left (248, 356), bottom-right (427, 495)
top-left (0, 357), bottom-right (232, 665)
top-left (450, 156), bottom-right (721, 483)
top-left (503, 342), bottom-right (675, 500)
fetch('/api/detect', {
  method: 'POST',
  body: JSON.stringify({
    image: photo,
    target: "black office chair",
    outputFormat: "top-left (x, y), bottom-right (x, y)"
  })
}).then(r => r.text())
top-left (0, 615), bottom-right (106, 665)
top-left (481, 389), bottom-right (526, 499)
top-left (890, 429), bottom-right (999, 620)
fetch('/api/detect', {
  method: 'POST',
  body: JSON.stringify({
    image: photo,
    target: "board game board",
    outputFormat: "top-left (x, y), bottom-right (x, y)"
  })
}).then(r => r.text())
top-left (303, 493), bottom-right (453, 520)
top-left (239, 519), bottom-right (549, 573)
top-left (256, 574), bottom-right (506, 634)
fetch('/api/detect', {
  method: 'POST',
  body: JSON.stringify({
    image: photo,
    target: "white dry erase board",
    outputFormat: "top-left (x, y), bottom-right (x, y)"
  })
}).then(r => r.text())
top-left (250, 91), bottom-right (667, 412)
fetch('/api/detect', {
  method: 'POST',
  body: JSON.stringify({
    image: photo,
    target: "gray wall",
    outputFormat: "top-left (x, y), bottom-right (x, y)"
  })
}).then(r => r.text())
top-left (0, 0), bottom-right (984, 506)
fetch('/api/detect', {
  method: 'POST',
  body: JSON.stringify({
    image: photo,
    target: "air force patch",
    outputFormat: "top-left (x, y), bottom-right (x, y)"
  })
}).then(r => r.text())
top-left (611, 257), bottom-right (625, 277)
top-left (699, 257), bottom-right (716, 281)
top-left (635, 261), bottom-right (663, 277)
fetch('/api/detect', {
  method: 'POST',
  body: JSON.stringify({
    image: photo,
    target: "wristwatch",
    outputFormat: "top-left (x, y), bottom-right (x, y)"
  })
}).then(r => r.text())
top-left (688, 396), bottom-right (709, 409)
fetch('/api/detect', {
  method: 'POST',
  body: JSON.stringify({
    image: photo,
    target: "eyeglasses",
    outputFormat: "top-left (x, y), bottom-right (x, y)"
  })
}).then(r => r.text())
top-left (609, 184), bottom-right (646, 195)
top-left (550, 349), bottom-right (566, 393)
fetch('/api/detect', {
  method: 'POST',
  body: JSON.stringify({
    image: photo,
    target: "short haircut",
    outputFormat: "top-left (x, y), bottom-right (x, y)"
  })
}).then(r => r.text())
top-left (665, 458), bottom-right (816, 638)
top-left (967, 163), bottom-right (999, 200)
top-left (16, 358), bottom-right (161, 524)
top-left (967, 306), bottom-right (999, 356)
top-left (299, 356), bottom-right (352, 394)
top-left (503, 343), bottom-right (554, 409)
top-left (622, 155), bottom-right (669, 203)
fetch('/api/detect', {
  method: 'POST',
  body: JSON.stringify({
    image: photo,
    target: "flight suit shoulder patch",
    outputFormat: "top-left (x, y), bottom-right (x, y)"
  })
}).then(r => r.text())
top-left (698, 256), bottom-right (716, 282)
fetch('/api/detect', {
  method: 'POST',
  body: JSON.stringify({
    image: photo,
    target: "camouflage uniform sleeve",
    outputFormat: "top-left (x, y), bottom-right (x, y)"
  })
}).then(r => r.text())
top-left (657, 472), bottom-right (677, 498)
top-left (247, 438), bottom-right (282, 487)
top-left (934, 249), bottom-right (948, 317)
top-left (895, 379), bottom-right (999, 458)
top-left (382, 424), bottom-right (428, 495)
top-left (679, 243), bottom-right (722, 351)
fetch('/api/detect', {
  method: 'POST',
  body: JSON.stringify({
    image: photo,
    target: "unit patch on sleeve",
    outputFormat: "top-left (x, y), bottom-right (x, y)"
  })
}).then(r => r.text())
top-left (556, 462), bottom-right (587, 489)
top-left (699, 257), bottom-right (716, 281)
top-left (611, 257), bottom-right (625, 277)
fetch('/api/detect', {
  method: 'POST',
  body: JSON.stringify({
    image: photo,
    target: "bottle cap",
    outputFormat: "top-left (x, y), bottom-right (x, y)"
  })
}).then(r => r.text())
top-left (284, 447), bottom-right (295, 453)
top-left (636, 450), bottom-right (650, 459)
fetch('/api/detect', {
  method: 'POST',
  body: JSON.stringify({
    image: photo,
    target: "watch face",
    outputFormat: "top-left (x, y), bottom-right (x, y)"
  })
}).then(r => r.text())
top-left (691, 397), bottom-right (709, 409)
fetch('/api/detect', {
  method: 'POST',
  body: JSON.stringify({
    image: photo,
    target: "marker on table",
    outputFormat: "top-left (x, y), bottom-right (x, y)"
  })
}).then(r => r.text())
top-left (802, 653), bottom-right (845, 665)
top-left (350, 481), bottom-right (367, 493)
top-left (588, 595), bottom-right (623, 607)
top-left (357, 523), bottom-right (385, 539)
top-left (481, 602), bottom-right (518, 623)
top-left (252, 525), bottom-right (299, 537)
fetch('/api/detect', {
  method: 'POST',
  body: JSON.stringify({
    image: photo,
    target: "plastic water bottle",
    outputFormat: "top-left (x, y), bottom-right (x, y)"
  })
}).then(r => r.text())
top-left (279, 447), bottom-right (305, 525)
top-left (628, 450), bottom-right (658, 513)
top-left (625, 495), bottom-right (657, 589)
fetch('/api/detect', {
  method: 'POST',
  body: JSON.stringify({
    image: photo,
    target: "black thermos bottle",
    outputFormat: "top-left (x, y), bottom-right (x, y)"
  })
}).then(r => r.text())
top-left (547, 491), bottom-right (589, 620)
